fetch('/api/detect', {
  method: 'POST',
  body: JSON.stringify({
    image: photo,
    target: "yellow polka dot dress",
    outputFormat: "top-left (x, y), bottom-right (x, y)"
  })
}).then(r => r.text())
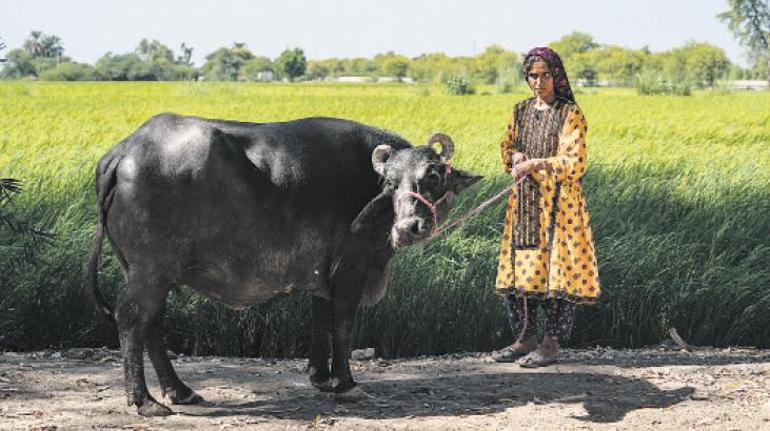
top-left (496, 97), bottom-right (600, 303)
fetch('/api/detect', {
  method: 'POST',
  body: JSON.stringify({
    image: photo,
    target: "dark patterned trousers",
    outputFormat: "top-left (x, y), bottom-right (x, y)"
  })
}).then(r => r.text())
top-left (504, 294), bottom-right (576, 342)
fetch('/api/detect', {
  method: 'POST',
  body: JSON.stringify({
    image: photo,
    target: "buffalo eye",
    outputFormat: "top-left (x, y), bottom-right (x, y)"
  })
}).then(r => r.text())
top-left (423, 171), bottom-right (440, 186)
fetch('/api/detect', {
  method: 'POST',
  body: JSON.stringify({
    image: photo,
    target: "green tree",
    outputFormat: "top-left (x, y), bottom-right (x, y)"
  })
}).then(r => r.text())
top-left (594, 46), bottom-right (646, 85)
top-left (90, 40), bottom-right (195, 81)
top-left (202, 44), bottom-right (255, 81)
top-left (2, 31), bottom-right (66, 77)
top-left (95, 53), bottom-right (144, 80)
top-left (176, 43), bottom-right (194, 66)
top-left (22, 31), bottom-right (63, 60)
top-left (305, 60), bottom-right (331, 80)
top-left (647, 49), bottom-right (690, 84)
top-left (681, 42), bottom-right (730, 86)
top-left (136, 39), bottom-right (174, 62)
top-left (0, 49), bottom-right (35, 78)
top-left (473, 45), bottom-right (520, 84)
top-left (569, 50), bottom-right (600, 86)
top-left (550, 31), bottom-right (599, 60)
top-left (550, 32), bottom-right (601, 86)
top-left (748, 52), bottom-right (770, 78)
top-left (409, 52), bottom-right (476, 83)
top-left (719, 0), bottom-right (770, 83)
top-left (306, 58), bottom-right (346, 80)
top-left (22, 31), bottom-right (45, 57)
top-left (344, 57), bottom-right (376, 76)
top-left (242, 56), bottom-right (273, 81)
top-left (274, 48), bottom-right (307, 81)
top-left (39, 62), bottom-right (98, 81)
top-left (374, 51), bottom-right (411, 80)
top-left (382, 57), bottom-right (410, 80)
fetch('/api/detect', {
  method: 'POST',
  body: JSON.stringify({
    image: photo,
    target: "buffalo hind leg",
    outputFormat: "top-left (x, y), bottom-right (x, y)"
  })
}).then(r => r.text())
top-left (117, 273), bottom-right (173, 416)
top-left (309, 295), bottom-right (333, 391)
top-left (144, 307), bottom-right (204, 405)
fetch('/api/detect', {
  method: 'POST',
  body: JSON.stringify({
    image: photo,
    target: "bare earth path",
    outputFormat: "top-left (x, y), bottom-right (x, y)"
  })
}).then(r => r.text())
top-left (1, 347), bottom-right (769, 430)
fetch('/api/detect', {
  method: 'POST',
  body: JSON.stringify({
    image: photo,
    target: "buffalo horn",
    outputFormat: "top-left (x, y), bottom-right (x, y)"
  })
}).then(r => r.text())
top-left (427, 133), bottom-right (454, 163)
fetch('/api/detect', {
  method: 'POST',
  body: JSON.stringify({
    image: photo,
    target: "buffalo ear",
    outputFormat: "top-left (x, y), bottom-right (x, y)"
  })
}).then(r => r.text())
top-left (372, 145), bottom-right (394, 176)
top-left (448, 169), bottom-right (483, 194)
top-left (350, 191), bottom-right (394, 234)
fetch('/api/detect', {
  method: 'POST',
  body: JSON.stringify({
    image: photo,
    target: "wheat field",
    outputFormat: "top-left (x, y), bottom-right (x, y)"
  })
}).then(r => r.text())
top-left (1, 82), bottom-right (769, 356)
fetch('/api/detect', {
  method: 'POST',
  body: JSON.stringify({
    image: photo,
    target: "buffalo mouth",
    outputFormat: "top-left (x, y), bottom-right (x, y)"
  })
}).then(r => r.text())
top-left (391, 219), bottom-right (434, 248)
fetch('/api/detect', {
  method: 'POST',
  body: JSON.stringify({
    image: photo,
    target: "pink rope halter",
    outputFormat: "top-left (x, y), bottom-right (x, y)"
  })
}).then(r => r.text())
top-left (394, 162), bottom-right (453, 233)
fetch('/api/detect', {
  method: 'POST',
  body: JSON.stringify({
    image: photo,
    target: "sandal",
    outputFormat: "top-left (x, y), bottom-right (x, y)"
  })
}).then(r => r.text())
top-left (518, 351), bottom-right (557, 368)
top-left (493, 345), bottom-right (532, 363)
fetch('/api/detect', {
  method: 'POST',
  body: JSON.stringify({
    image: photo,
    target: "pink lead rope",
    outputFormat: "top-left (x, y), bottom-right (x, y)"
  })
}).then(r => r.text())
top-left (395, 163), bottom-right (526, 242)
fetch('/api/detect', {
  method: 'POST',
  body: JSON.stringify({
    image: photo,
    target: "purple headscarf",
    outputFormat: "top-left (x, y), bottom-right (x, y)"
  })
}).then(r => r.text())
top-left (523, 47), bottom-right (575, 103)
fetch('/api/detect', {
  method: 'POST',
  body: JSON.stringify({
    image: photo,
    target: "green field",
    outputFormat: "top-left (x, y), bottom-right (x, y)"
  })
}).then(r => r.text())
top-left (1, 82), bottom-right (769, 356)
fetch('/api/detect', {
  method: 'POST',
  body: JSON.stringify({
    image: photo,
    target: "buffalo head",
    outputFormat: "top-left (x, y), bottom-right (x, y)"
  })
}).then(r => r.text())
top-left (351, 133), bottom-right (482, 247)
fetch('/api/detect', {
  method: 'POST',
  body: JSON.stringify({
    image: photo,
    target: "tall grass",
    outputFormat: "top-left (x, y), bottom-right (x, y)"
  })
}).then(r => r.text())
top-left (1, 82), bottom-right (769, 356)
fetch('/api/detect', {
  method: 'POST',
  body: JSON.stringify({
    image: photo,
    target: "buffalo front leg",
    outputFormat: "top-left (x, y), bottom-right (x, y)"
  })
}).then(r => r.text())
top-left (329, 293), bottom-right (362, 395)
top-left (117, 273), bottom-right (173, 416)
top-left (309, 295), bottom-right (333, 391)
top-left (145, 308), bottom-right (204, 405)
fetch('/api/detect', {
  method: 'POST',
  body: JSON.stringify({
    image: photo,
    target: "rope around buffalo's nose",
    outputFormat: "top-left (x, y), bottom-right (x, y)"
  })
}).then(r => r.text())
top-left (426, 175), bottom-right (526, 242)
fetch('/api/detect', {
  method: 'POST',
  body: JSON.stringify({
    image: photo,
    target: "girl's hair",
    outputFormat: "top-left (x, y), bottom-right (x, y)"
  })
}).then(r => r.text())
top-left (521, 55), bottom-right (546, 80)
top-left (521, 47), bottom-right (575, 102)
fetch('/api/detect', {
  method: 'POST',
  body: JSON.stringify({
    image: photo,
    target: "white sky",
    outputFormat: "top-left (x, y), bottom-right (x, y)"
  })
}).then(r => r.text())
top-left (0, 0), bottom-right (752, 67)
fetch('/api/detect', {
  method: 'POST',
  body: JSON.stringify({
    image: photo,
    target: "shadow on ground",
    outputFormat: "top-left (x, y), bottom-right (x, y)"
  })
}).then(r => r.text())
top-left (179, 370), bottom-right (694, 424)
top-left (557, 348), bottom-right (770, 369)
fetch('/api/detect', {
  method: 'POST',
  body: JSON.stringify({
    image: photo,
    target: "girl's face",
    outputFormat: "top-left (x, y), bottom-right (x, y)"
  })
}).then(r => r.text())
top-left (527, 61), bottom-right (555, 102)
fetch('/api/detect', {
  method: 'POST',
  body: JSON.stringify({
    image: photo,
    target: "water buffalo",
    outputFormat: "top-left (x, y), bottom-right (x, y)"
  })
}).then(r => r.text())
top-left (89, 113), bottom-right (482, 416)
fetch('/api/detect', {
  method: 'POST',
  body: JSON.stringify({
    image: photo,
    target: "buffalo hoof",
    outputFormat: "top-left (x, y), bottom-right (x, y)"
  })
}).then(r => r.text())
top-left (309, 366), bottom-right (334, 392)
top-left (170, 390), bottom-right (204, 405)
top-left (137, 399), bottom-right (174, 417)
top-left (334, 385), bottom-right (369, 402)
top-left (311, 377), bottom-right (334, 392)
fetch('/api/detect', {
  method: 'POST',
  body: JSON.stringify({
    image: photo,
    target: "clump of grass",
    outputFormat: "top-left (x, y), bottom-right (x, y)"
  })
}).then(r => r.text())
top-left (445, 75), bottom-right (475, 95)
top-left (636, 72), bottom-right (692, 96)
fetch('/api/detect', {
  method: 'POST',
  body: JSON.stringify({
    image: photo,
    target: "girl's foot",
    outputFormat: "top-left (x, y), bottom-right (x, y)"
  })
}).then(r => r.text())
top-left (494, 335), bottom-right (537, 362)
top-left (518, 335), bottom-right (559, 368)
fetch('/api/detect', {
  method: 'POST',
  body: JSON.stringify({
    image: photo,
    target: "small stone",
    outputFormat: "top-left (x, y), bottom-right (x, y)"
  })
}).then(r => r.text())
top-left (351, 348), bottom-right (376, 360)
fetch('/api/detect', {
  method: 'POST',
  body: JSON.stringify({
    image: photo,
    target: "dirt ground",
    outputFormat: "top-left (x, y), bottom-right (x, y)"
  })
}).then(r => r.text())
top-left (1, 346), bottom-right (769, 430)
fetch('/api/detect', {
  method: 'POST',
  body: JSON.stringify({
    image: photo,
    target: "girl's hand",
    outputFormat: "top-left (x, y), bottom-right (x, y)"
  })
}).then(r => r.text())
top-left (511, 158), bottom-right (544, 182)
top-left (510, 152), bottom-right (528, 182)
top-left (511, 162), bottom-right (530, 182)
top-left (511, 152), bottom-right (527, 166)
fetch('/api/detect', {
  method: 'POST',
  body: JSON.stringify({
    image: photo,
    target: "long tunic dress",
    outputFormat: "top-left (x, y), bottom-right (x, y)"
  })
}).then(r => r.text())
top-left (495, 97), bottom-right (600, 304)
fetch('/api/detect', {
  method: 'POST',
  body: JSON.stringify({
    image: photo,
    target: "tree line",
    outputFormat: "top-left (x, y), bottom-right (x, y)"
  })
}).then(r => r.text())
top-left (1, 2), bottom-right (768, 86)
top-left (0, 30), bottom-right (761, 88)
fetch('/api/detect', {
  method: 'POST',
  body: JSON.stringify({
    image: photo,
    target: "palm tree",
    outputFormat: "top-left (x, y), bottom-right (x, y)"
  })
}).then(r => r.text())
top-left (21, 31), bottom-right (64, 61)
top-left (177, 42), bottom-right (193, 66)
top-left (0, 179), bottom-right (53, 261)
top-left (23, 31), bottom-right (44, 57)
top-left (0, 178), bottom-right (22, 205)
top-left (40, 34), bottom-right (63, 61)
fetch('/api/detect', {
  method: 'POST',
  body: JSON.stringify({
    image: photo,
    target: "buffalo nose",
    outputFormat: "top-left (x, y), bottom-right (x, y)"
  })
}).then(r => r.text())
top-left (410, 219), bottom-right (422, 236)
top-left (396, 217), bottom-right (426, 239)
